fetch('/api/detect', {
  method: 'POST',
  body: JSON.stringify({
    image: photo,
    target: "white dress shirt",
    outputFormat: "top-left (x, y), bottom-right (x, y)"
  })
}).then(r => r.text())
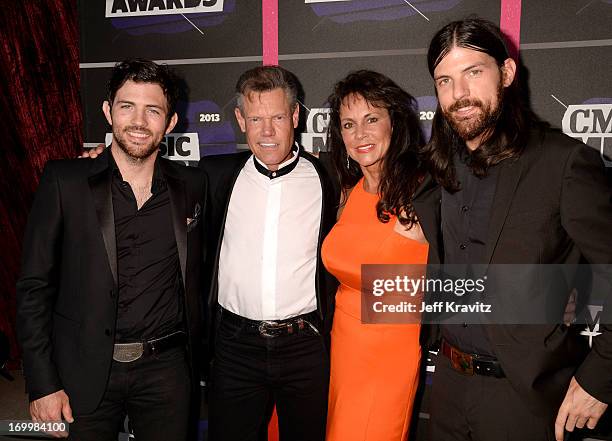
top-left (218, 147), bottom-right (323, 320)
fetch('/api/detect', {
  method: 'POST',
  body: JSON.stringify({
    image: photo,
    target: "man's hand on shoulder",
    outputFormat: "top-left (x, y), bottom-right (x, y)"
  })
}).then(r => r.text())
top-left (78, 144), bottom-right (105, 159)
top-left (555, 377), bottom-right (608, 441)
top-left (30, 389), bottom-right (73, 438)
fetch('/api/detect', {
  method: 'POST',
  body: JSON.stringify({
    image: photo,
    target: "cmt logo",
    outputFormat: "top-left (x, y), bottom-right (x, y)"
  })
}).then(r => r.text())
top-left (104, 133), bottom-right (201, 161)
top-left (106, 0), bottom-right (223, 17)
top-left (562, 101), bottom-right (612, 167)
top-left (301, 108), bottom-right (331, 154)
top-left (307, 0), bottom-right (461, 23)
top-left (579, 304), bottom-right (603, 347)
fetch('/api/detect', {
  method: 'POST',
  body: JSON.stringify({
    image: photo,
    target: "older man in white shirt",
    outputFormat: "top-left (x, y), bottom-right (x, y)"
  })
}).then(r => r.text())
top-left (200, 65), bottom-right (338, 441)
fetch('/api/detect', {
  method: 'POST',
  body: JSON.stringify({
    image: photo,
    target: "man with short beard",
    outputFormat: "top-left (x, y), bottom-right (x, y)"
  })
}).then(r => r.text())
top-left (416, 17), bottom-right (612, 441)
top-left (17, 59), bottom-right (206, 440)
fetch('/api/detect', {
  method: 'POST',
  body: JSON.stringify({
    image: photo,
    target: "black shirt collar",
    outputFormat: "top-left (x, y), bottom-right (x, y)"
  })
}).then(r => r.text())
top-left (109, 149), bottom-right (166, 194)
top-left (252, 144), bottom-right (300, 180)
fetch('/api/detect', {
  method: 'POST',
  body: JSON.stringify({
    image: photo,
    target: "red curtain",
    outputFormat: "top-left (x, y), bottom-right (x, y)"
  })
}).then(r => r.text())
top-left (0, 0), bottom-right (81, 367)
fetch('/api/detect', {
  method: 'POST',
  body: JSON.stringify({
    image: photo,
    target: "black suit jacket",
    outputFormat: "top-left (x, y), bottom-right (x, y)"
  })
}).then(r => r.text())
top-left (415, 128), bottom-right (612, 415)
top-left (16, 148), bottom-right (207, 415)
top-left (198, 149), bottom-right (339, 357)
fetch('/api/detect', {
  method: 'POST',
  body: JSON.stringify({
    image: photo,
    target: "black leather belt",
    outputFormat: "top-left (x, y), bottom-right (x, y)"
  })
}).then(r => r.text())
top-left (113, 331), bottom-right (186, 363)
top-left (219, 307), bottom-right (321, 338)
top-left (441, 339), bottom-right (505, 378)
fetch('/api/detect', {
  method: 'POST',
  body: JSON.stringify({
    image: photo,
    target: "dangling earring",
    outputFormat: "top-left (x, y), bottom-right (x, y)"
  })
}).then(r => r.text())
top-left (346, 155), bottom-right (350, 169)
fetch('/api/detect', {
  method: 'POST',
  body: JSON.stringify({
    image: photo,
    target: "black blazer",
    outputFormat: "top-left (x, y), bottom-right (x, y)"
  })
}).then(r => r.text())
top-left (16, 148), bottom-right (207, 415)
top-left (416, 127), bottom-right (612, 415)
top-left (198, 149), bottom-right (339, 356)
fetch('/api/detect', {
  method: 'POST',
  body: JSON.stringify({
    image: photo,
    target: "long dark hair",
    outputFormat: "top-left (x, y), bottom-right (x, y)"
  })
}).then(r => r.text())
top-left (327, 70), bottom-right (424, 227)
top-left (424, 17), bottom-right (536, 191)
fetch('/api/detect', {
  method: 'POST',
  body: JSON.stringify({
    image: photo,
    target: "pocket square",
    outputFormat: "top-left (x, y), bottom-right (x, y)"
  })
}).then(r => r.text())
top-left (187, 203), bottom-right (201, 232)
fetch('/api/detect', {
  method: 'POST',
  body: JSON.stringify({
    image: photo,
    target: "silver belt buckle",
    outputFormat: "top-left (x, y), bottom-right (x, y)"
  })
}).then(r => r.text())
top-left (258, 321), bottom-right (283, 338)
top-left (113, 342), bottom-right (144, 362)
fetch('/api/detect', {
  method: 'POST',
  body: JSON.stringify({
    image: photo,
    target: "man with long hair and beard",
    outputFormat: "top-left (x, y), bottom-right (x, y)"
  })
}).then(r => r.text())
top-left (418, 17), bottom-right (612, 441)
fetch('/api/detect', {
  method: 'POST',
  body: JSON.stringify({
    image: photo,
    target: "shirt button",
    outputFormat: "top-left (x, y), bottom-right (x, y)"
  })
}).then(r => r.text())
top-left (459, 243), bottom-right (467, 250)
top-left (271, 172), bottom-right (277, 178)
top-left (461, 205), bottom-right (469, 212)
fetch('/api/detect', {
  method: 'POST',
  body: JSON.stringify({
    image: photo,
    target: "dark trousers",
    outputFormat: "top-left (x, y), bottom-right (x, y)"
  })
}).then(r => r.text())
top-left (68, 346), bottom-right (191, 441)
top-left (428, 355), bottom-right (556, 441)
top-left (209, 311), bottom-right (329, 441)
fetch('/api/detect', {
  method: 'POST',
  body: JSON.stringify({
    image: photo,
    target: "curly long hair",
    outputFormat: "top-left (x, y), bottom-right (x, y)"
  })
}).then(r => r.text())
top-left (326, 70), bottom-right (425, 227)
top-left (424, 17), bottom-right (537, 191)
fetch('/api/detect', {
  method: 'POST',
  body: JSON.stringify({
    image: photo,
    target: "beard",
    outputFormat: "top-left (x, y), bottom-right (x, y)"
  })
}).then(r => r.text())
top-left (442, 82), bottom-right (504, 142)
top-left (112, 125), bottom-right (160, 161)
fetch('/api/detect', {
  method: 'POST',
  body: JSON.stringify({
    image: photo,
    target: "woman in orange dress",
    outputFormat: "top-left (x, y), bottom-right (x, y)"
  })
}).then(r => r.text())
top-left (322, 70), bottom-right (428, 441)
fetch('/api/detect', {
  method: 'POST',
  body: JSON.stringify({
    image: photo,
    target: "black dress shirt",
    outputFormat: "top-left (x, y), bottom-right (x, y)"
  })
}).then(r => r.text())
top-left (110, 154), bottom-right (184, 342)
top-left (440, 151), bottom-right (499, 356)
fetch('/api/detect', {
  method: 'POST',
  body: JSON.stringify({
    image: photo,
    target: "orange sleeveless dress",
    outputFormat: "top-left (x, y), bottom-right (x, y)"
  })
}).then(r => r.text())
top-left (322, 179), bottom-right (428, 441)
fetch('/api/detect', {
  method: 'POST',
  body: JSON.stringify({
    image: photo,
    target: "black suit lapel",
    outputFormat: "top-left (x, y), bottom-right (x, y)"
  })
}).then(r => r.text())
top-left (300, 150), bottom-right (339, 321)
top-left (162, 160), bottom-right (188, 289)
top-left (209, 153), bottom-right (252, 309)
top-left (484, 157), bottom-right (524, 263)
top-left (88, 151), bottom-right (117, 287)
top-left (213, 154), bottom-right (251, 264)
top-left (413, 175), bottom-right (442, 264)
top-left (412, 175), bottom-right (443, 349)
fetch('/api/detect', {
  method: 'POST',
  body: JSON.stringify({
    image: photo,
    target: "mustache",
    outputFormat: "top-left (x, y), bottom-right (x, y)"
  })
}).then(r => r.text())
top-left (123, 126), bottom-right (152, 136)
top-left (448, 99), bottom-right (483, 113)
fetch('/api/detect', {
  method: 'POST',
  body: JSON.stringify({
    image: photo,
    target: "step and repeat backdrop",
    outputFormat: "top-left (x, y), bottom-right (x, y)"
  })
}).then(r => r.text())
top-left (79, 1), bottom-right (611, 440)
top-left (79, 0), bottom-right (611, 165)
